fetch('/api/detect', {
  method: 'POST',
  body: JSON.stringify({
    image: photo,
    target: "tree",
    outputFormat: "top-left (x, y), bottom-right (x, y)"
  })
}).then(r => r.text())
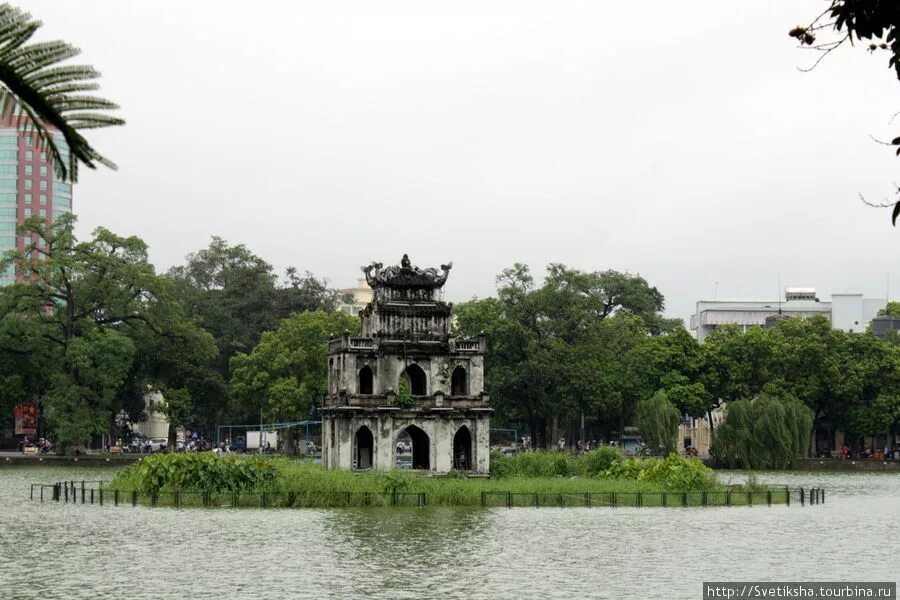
top-left (0, 215), bottom-right (171, 448)
top-left (168, 237), bottom-right (347, 426)
top-left (636, 390), bottom-right (681, 455)
top-left (712, 393), bottom-right (813, 469)
top-left (0, 3), bottom-right (123, 181)
top-left (790, 2), bottom-right (900, 224)
top-left (454, 263), bottom-right (677, 447)
top-left (877, 301), bottom-right (900, 318)
top-left (229, 310), bottom-right (358, 453)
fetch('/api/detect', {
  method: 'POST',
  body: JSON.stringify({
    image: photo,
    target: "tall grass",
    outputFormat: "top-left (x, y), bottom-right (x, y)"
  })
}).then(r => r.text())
top-left (106, 449), bottom-right (737, 508)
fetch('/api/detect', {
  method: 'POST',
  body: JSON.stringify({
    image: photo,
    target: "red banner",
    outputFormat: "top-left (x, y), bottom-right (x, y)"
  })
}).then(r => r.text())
top-left (14, 403), bottom-right (36, 436)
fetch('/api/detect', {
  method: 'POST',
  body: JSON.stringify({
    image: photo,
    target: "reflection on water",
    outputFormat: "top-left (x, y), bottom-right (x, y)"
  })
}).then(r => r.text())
top-left (1, 467), bottom-right (898, 599)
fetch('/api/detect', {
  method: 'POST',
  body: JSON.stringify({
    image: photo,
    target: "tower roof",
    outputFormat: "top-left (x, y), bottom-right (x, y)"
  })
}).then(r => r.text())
top-left (362, 254), bottom-right (452, 289)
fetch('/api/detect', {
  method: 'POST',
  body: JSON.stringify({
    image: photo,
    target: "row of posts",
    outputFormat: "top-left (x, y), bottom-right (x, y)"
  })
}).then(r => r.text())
top-left (799, 487), bottom-right (824, 505)
top-left (44, 483), bottom-right (428, 509)
top-left (38, 483), bottom-right (822, 509)
top-left (478, 488), bottom-right (826, 508)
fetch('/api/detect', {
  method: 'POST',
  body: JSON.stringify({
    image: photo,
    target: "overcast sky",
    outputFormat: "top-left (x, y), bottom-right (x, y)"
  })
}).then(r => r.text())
top-left (18, 0), bottom-right (900, 324)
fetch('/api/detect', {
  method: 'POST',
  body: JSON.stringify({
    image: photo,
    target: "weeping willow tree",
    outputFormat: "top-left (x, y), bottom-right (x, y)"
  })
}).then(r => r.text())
top-left (636, 390), bottom-right (681, 455)
top-left (712, 394), bottom-right (813, 469)
top-left (0, 3), bottom-right (123, 181)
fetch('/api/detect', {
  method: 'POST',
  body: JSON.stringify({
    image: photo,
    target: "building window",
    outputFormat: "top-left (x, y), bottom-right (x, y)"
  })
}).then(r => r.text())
top-left (451, 366), bottom-right (469, 396)
top-left (358, 366), bottom-right (374, 394)
top-left (24, 165), bottom-right (32, 176)
top-left (40, 151), bottom-right (46, 161)
top-left (23, 207), bottom-right (31, 218)
top-left (39, 180), bottom-right (46, 191)
top-left (39, 194), bottom-right (46, 205)
top-left (0, 207), bottom-right (14, 218)
top-left (25, 150), bottom-right (32, 161)
top-left (39, 208), bottom-right (46, 218)
top-left (24, 179), bottom-right (32, 190)
top-left (24, 193), bottom-right (31, 204)
top-left (39, 166), bottom-right (47, 176)
top-left (24, 136), bottom-right (32, 146)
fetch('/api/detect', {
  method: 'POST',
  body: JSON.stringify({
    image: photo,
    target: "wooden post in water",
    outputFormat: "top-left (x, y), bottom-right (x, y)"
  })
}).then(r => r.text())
top-left (585, 492), bottom-right (591, 508)
top-left (766, 490), bottom-right (771, 506)
top-left (800, 488), bottom-right (805, 505)
top-left (785, 486), bottom-right (790, 506)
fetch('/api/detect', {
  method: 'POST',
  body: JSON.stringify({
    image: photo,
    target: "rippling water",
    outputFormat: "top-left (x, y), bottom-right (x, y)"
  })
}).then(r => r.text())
top-left (1, 466), bottom-right (898, 599)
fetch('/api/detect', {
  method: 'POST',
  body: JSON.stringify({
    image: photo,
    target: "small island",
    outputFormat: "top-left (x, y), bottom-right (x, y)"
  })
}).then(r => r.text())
top-left (101, 449), bottom-right (790, 509)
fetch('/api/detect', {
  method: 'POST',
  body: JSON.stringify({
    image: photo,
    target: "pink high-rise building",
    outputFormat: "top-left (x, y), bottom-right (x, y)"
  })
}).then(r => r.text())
top-left (0, 115), bottom-right (72, 284)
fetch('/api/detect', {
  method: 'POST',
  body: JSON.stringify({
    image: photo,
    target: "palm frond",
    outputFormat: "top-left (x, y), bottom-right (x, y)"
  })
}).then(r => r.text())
top-left (0, 3), bottom-right (122, 182)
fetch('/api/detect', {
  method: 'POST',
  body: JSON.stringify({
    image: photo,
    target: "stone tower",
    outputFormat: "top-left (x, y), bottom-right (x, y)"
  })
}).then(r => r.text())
top-left (322, 255), bottom-right (491, 473)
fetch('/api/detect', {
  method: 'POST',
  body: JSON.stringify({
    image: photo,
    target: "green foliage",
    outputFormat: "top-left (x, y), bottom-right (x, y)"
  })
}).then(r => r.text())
top-left (490, 449), bottom-right (610, 478)
top-left (877, 302), bottom-right (900, 318)
top-left (0, 216), bottom-right (187, 448)
top-left (110, 453), bottom-right (279, 492)
top-left (454, 262), bottom-right (679, 446)
top-left (712, 394), bottom-right (813, 469)
top-left (168, 237), bottom-right (348, 428)
top-left (110, 458), bottom-right (736, 507)
top-left (604, 454), bottom-right (718, 491)
top-left (394, 372), bottom-right (414, 408)
top-left (229, 310), bottom-right (358, 422)
top-left (636, 390), bottom-right (681, 455)
top-left (0, 3), bottom-right (123, 181)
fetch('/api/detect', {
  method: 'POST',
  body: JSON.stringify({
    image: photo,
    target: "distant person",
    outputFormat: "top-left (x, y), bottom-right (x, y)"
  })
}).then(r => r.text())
top-left (840, 444), bottom-right (848, 461)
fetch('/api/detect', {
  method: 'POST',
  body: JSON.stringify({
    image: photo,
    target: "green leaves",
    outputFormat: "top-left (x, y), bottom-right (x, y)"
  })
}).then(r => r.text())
top-left (229, 310), bottom-right (358, 422)
top-left (0, 3), bottom-right (123, 181)
top-left (636, 390), bottom-right (681, 455)
top-left (0, 216), bottom-right (195, 449)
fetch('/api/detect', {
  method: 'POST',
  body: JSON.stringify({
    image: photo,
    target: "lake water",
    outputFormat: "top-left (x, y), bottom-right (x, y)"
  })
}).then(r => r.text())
top-left (0, 466), bottom-right (898, 599)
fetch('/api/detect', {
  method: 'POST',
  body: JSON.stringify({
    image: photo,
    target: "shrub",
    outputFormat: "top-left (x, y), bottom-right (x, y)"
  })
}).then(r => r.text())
top-left (111, 453), bottom-right (279, 492)
top-left (577, 446), bottom-right (622, 476)
top-left (603, 454), bottom-right (716, 491)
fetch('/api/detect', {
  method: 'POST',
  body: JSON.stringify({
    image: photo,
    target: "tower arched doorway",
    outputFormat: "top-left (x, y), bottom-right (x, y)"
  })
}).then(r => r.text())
top-left (402, 364), bottom-right (427, 396)
top-left (453, 425), bottom-right (472, 470)
top-left (396, 425), bottom-right (430, 470)
top-left (355, 426), bottom-right (374, 469)
top-left (358, 365), bottom-right (373, 394)
top-left (451, 366), bottom-right (468, 396)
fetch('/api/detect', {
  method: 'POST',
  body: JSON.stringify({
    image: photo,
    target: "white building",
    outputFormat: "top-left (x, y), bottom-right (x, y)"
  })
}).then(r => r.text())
top-left (690, 288), bottom-right (885, 343)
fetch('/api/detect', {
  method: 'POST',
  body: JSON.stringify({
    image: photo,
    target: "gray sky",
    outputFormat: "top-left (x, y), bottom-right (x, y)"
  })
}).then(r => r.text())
top-left (19, 0), bottom-right (900, 324)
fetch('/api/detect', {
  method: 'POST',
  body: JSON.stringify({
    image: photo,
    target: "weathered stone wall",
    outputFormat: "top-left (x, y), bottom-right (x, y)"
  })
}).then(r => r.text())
top-left (322, 412), bottom-right (491, 473)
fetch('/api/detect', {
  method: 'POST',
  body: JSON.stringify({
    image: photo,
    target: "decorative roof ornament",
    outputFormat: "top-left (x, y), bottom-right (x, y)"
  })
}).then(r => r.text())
top-left (362, 255), bottom-right (452, 288)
